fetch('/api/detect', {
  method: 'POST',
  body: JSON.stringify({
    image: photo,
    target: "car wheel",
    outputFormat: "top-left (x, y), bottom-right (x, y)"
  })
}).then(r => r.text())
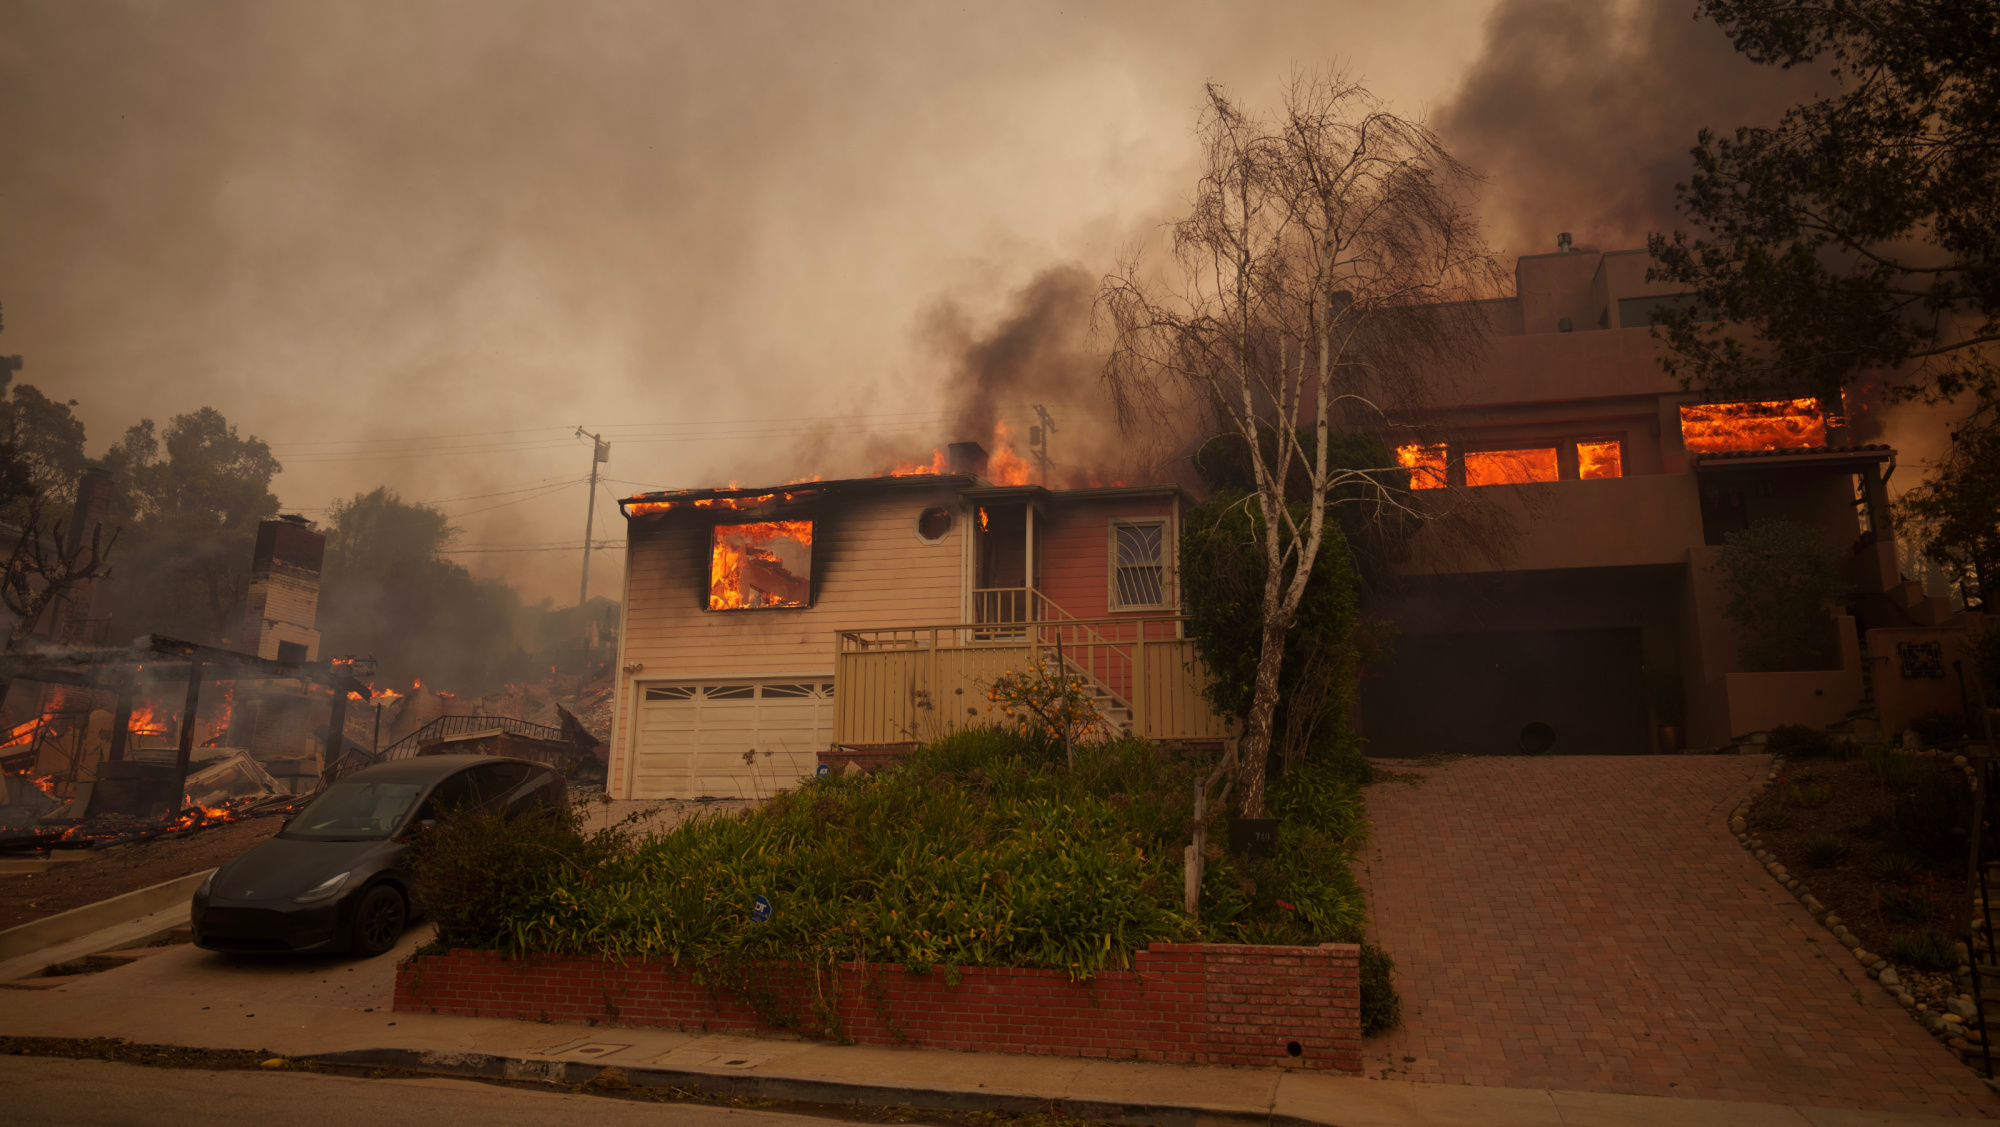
top-left (349, 884), bottom-right (407, 957)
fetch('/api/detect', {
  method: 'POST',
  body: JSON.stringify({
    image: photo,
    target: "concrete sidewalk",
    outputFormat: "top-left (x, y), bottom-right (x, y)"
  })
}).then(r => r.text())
top-left (0, 925), bottom-right (1989, 1127)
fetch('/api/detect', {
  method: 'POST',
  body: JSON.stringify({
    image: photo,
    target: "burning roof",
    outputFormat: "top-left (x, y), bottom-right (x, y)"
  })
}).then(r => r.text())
top-left (620, 473), bottom-right (978, 519)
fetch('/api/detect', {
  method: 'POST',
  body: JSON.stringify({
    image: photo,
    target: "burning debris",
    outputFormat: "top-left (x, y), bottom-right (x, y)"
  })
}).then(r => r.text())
top-left (0, 635), bottom-right (369, 853)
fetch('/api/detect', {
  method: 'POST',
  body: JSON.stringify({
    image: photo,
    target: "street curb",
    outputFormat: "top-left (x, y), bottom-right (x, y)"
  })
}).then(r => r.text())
top-left (309, 1047), bottom-right (1312, 1127)
top-left (0, 869), bottom-right (212, 964)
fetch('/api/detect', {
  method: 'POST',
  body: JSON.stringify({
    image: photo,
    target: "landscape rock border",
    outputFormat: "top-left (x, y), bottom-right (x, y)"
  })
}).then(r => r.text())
top-left (1728, 749), bottom-right (1991, 1084)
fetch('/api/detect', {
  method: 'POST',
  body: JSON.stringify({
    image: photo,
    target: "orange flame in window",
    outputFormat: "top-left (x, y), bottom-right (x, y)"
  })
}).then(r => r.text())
top-left (1680, 398), bottom-right (1826, 454)
top-left (710, 521), bottom-right (814, 610)
top-left (1576, 439), bottom-right (1623, 480)
top-left (1465, 448), bottom-right (1559, 487)
top-left (1395, 444), bottom-right (1448, 490)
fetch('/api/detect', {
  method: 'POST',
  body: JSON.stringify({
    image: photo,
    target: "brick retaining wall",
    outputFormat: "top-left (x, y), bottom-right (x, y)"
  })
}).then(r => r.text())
top-left (395, 942), bottom-right (1361, 1071)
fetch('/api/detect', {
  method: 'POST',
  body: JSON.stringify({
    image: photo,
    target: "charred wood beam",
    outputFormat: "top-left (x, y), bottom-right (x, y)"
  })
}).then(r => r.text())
top-left (108, 682), bottom-right (134, 764)
top-left (170, 660), bottom-right (203, 812)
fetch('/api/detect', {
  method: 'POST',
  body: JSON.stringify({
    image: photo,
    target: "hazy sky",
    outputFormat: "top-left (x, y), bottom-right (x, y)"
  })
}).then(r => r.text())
top-left (0, 1), bottom-right (1810, 601)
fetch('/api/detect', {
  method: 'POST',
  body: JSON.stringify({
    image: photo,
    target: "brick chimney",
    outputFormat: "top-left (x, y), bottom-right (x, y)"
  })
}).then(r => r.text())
top-left (947, 442), bottom-right (989, 477)
top-left (239, 516), bottom-right (325, 661)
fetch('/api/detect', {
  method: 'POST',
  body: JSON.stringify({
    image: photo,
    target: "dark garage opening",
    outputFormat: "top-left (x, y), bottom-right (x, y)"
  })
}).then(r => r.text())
top-left (1360, 627), bottom-right (1650, 757)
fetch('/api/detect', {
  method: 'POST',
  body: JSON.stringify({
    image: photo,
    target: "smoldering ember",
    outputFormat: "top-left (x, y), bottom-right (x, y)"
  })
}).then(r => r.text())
top-left (0, 4), bottom-right (1997, 1125)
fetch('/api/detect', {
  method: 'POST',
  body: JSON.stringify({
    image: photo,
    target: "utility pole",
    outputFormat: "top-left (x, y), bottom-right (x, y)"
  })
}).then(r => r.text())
top-left (576, 427), bottom-right (611, 607)
top-left (1029, 404), bottom-right (1059, 487)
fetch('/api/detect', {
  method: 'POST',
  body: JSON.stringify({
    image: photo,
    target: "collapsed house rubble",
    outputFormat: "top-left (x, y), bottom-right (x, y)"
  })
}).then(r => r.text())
top-left (0, 634), bottom-right (372, 850)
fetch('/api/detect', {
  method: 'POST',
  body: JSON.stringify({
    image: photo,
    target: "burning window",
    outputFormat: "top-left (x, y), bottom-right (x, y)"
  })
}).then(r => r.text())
top-left (1395, 444), bottom-right (1448, 490)
top-left (1111, 521), bottom-right (1167, 609)
top-left (1576, 439), bottom-right (1623, 480)
top-left (1465, 448), bottom-right (1559, 487)
top-left (1679, 398), bottom-right (1826, 454)
top-left (709, 522), bottom-right (813, 610)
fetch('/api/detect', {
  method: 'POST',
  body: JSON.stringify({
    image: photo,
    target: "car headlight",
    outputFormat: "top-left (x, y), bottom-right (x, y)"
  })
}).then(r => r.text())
top-left (295, 871), bottom-right (351, 903)
top-left (195, 870), bottom-right (216, 900)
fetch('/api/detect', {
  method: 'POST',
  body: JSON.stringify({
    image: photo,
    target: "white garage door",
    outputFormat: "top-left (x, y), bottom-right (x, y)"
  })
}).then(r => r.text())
top-left (631, 681), bottom-right (835, 800)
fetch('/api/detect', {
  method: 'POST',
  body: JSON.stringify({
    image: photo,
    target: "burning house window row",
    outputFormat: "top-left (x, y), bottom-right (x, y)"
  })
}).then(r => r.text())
top-left (1395, 438), bottom-right (1623, 489)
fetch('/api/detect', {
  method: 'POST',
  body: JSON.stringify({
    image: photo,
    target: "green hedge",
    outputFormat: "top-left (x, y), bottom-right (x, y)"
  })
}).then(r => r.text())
top-left (415, 728), bottom-right (1397, 1027)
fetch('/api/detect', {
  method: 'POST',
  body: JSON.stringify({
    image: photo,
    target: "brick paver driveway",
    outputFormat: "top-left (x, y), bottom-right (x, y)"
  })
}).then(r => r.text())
top-left (1356, 754), bottom-right (1997, 1118)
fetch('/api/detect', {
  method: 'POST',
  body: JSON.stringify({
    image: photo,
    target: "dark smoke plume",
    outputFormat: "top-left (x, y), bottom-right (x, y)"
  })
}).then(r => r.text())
top-left (1438, 0), bottom-right (1820, 258)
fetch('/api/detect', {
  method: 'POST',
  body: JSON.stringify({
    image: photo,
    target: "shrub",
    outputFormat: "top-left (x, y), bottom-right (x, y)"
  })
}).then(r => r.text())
top-left (1864, 745), bottom-right (1918, 790)
top-left (1755, 808), bottom-right (1792, 832)
top-left (1710, 519), bottom-right (1848, 672)
top-left (407, 803), bottom-right (629, 949)
top-left (1875, 851), bottom-right (1922, 883)
top-left (486, 730), bottom-right (1376, 987)
top-left (1359, 943), bottom-right (1400, 1035)
top-left (1909, 710), bottom-right (1968, 746)
top-left (1801, 834), bottom-right (1848, 867)
top-left (1888, 927), bottom-right (1958, 973)
top-left (1893, 756), bottom-right (1974, 863)
top-left (1789, 779), bottom-right (1832, 808)
top-left (1878, 883), bottom-right (1939, 924)
top-left (1766, 724), bottom-right (1834, 759)
top-left (984, 661), bottom-right (1104, 751)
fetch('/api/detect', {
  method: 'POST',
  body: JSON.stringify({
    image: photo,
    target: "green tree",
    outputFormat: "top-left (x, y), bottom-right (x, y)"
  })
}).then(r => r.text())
top-left (1181, 488), bottom-right (1362, 779)
top-left (1647, 1), bottom-right (2000, 408)
top-left (1897, 416), bottom-right (2000, 609)
top-left (99, 409), bottom-right (281, 644)
top-left (320, 487), bottom-right (524, 691)
top-left (1712, 518), bottom-right (1850, 671)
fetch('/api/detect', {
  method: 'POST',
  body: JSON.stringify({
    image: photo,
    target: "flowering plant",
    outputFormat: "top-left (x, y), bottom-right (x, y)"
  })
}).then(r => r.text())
top-left (985, 660), bottom-right (1104, 750)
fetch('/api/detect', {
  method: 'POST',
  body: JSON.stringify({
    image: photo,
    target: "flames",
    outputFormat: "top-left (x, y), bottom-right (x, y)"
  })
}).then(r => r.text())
top-left (627, 489), bottom-right (810, 517)
top-left (1576, 439), bottom-right (1623, 480)
top-left (883, 419), bottom-right (1035, 485)
top-left (1680, 398), bottom-right (1827, 454)
top-left (710, 521), bottom-right (814, 610)
top-left (0, 716), bottom-right (38, 750)
top-left (886, 450), bottom-right (948, 477)
top-left (1394, 444), bottom-right (1448, 490)
top-left (1465, 448), bottom-right (1559, 487)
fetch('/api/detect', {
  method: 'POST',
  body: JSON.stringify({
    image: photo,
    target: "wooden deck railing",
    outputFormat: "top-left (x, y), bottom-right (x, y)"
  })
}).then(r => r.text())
top-left (833, 614), bottom-right (1231, 745)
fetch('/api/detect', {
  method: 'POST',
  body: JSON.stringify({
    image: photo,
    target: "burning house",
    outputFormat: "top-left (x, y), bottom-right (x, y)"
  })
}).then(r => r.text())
top-left (1362, 244), bottom-right (1982, 755)
top-left (604, 442), bottom-right (1228, 800)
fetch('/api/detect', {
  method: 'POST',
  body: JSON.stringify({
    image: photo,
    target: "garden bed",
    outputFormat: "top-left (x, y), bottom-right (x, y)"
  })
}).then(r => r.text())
top-left (1743, 740), bottom-right (1970, 1002)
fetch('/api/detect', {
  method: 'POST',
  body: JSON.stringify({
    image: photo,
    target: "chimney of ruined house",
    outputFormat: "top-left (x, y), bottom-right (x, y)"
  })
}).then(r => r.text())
top-left (239, 516), bottom-right (325, 661)
top-left (947, 442), bottom-right (989, 477)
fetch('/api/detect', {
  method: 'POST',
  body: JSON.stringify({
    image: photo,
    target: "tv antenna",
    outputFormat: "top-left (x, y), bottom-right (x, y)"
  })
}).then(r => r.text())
top-left (1029, 405), bottom-right (1059, 486)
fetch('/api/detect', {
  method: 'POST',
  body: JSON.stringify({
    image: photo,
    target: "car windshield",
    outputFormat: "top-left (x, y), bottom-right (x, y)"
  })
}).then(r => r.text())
top-left (284, 781), bottom-right (424, 840)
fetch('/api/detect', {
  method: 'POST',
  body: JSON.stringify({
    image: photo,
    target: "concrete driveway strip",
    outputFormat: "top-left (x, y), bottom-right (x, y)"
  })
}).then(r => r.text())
top-left (0, 1055), bottom-right (830, 1127)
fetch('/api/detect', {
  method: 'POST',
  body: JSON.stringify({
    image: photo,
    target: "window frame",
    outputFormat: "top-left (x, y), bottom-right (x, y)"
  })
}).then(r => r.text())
top-left (1107, 518), bottom-right (1172, 612)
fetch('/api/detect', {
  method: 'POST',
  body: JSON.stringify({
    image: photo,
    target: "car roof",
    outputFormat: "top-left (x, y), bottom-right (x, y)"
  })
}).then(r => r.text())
top-left (334, 754), bottom-right (546, 786)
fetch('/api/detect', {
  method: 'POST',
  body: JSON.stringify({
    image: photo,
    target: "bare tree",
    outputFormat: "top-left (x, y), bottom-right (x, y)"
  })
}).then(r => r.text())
top-left (2, 488), bottom-right (117, 652)
top-left (1099, 74), bottom-right (1499, 816)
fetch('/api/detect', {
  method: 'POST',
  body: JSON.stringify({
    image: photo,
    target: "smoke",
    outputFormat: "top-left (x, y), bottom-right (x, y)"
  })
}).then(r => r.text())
top-left (1437, 0), bottom-right (1820, 258)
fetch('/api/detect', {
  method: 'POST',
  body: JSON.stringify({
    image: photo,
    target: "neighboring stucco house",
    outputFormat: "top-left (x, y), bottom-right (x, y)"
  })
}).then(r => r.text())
top-left (1363, 245), bottom-right (1983, 756)
top-left (605, 446), bottom-right (1228, 800)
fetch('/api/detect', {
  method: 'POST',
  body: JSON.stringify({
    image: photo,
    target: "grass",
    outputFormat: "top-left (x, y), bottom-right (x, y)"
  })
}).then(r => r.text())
top-left (418, 729), bottom-right (1386, 1022)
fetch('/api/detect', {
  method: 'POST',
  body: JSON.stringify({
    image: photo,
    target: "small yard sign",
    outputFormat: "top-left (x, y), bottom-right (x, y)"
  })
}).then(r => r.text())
top-left (751, 894), bottom-right (772, 923)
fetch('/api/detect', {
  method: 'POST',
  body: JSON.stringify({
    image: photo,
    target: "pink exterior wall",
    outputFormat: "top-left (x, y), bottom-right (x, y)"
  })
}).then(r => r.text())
top-left (1038, 496), bottom-right (1174, 621)
top-left (1867, 625), bottom-right (1989, 738)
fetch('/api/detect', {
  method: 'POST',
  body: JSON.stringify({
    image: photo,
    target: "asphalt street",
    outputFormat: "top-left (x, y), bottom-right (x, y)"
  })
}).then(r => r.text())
top-left (0, 1055), bottom-right (837, 1127)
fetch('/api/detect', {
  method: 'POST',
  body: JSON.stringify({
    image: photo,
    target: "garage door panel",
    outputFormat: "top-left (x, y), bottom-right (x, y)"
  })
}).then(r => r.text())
top-left (632, 682), bottom-right (835, 800)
